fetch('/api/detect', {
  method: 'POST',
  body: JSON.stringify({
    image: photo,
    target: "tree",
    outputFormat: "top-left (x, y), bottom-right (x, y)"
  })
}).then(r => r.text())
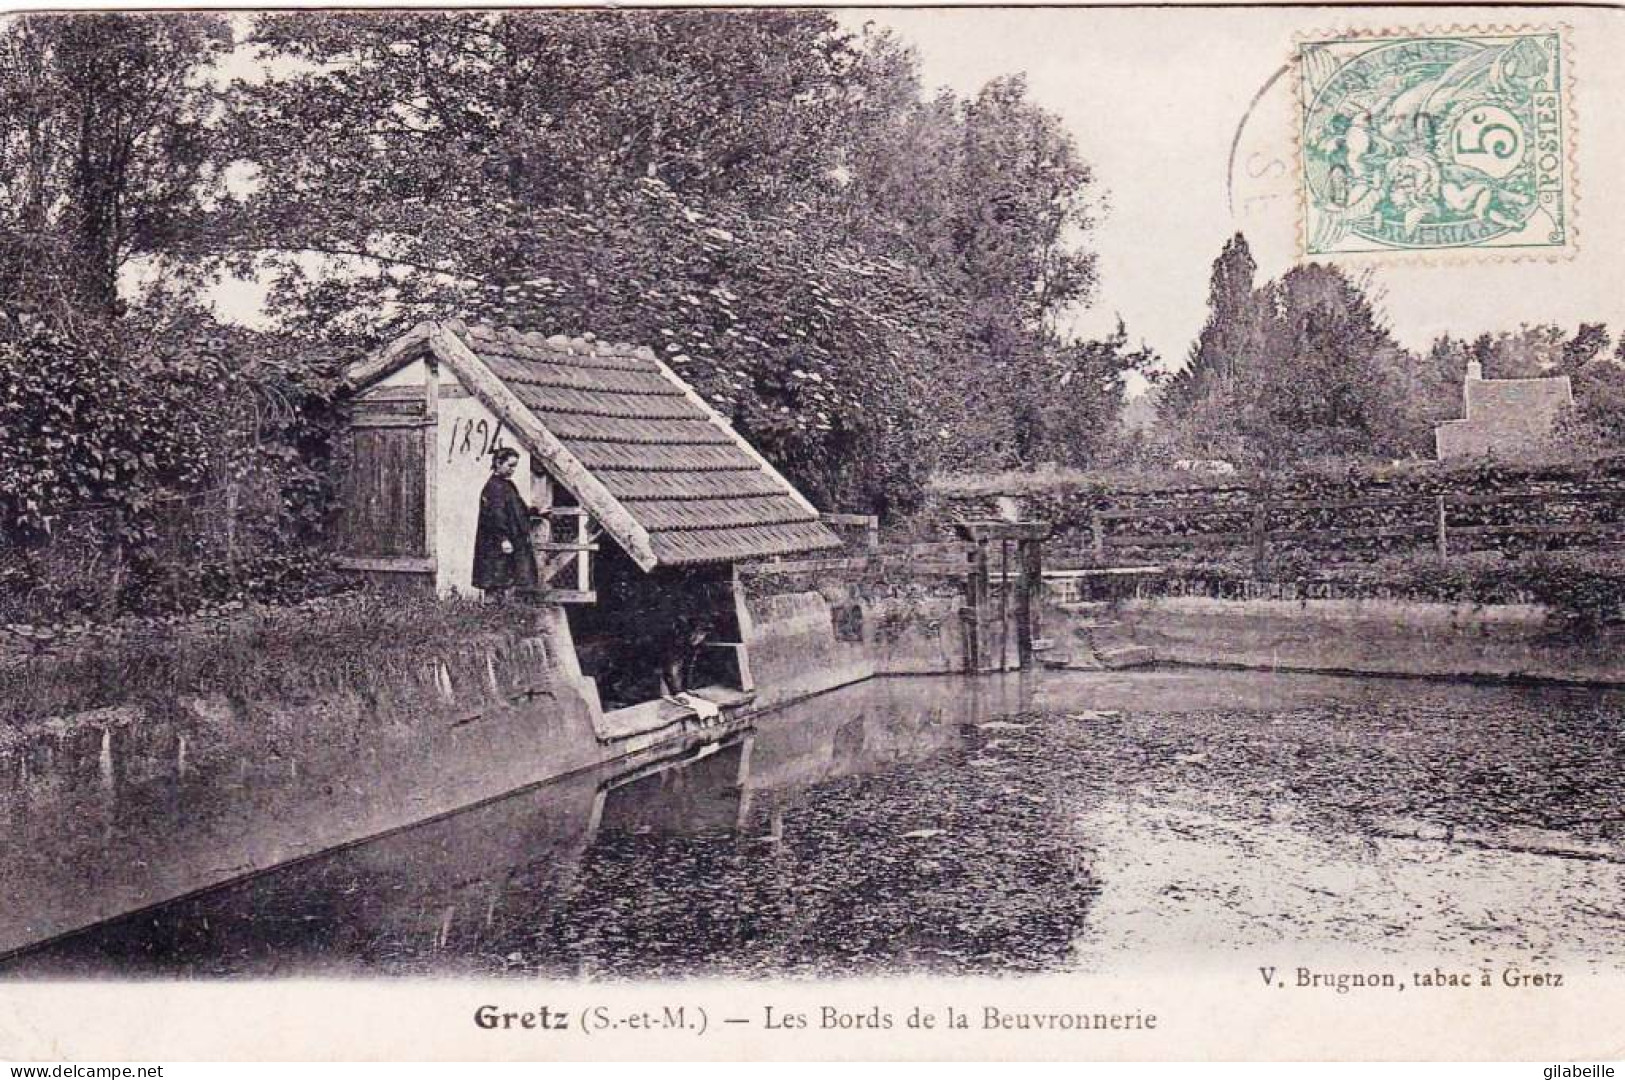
top-left (1238, 264), bottom-right (1413, 461)
top-left (210, 11), bottom-right (1123, 504)
top-left (1162, 232), bottom-right (1259, 421)
top-left (1023, 321), bottom-right (1160, 468)
top-left (0, 13), bottom-right (230, 321)
top-left (835, 70), bottom-right (1108, 469)
top-left (1158, 238), bottom-right (1418, 465)
top-left (1562, 326), bottom-right (1624, 453)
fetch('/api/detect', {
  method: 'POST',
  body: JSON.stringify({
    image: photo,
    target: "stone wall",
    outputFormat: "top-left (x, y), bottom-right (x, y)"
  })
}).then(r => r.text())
top-left (735, 564), bottom-right (968, 709)
top-left (0, 624), bottom-right (606, 957)
top-left (1091, 595), bottom-right (1625, 685)
top-left (0, 558), bottom-right (976, 957)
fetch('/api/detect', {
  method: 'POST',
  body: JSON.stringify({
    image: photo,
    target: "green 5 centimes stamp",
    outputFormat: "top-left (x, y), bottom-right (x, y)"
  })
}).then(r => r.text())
top-left (1298, 30), bottom-right (1572, 256)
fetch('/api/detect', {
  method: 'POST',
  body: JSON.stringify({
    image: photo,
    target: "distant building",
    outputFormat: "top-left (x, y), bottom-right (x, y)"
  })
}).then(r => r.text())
top-left (1434, 359), bottom-right (1573, 460)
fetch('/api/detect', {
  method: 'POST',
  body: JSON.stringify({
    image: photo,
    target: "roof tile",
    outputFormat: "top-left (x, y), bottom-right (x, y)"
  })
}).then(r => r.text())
top-left (454, 323), bottom-right (840, 566)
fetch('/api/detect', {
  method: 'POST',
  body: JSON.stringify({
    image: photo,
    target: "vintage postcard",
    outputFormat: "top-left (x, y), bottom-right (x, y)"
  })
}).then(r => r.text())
top-left (0, 2), bottom-right (1622, 1064)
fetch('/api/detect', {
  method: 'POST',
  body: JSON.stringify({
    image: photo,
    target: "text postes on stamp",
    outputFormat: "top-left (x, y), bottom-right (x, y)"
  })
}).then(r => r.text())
top-left (1298, 30), bottom-right (1571, 257)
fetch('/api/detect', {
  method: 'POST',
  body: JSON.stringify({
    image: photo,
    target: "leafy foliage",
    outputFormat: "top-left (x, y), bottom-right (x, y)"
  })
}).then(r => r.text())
top-left (210, 11), bottom-right (1132, 510)
top-left (1159, 234), bottom-right (1422, 465)
top-left (0, 10), bottom-right (1143, 623)
top-left (0, 306), bottom-right (345, 620)
top-left (0, 318), bottom-right (217, 544)
top-left (0, 13), bottom-right (230, 320)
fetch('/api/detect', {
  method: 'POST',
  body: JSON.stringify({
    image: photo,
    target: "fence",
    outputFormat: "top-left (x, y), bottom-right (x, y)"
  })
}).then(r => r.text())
top-left (1, 478), bottom-right (289, 620)
top-left (1086, 484), bottom-right (1625, 565)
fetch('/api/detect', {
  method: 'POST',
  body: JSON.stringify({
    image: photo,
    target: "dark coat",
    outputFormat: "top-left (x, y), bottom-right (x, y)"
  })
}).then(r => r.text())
top-left (472, 475), bottom-right (539, 592)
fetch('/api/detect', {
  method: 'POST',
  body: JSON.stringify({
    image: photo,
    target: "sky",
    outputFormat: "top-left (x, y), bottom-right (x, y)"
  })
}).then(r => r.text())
top-left (848, 7), bottom-right (1625, 381)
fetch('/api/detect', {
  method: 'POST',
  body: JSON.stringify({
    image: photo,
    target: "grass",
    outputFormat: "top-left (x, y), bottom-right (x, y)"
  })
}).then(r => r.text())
top-left (0, 591), bottom-right (533, 735)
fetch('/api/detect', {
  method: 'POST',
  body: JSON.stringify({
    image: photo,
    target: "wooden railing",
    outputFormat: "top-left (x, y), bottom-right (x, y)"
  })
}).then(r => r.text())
top-left (1090, 487), bottom-right (1625, 563)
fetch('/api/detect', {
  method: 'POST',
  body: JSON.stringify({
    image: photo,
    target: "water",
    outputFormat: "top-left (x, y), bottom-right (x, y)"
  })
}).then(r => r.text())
top-left (6, 669), bottom-right (1624, 979)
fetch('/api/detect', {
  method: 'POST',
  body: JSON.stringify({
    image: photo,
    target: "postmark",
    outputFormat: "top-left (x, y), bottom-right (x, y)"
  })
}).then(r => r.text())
top-left (1297, 29), bottom-right (1574, 257)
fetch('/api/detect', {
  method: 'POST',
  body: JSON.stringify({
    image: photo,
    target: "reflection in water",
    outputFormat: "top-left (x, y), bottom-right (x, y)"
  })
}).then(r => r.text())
top-left (5, 674), bottom-right (1065, 979)
top-left (8, 668), bottom-right (1621, 979)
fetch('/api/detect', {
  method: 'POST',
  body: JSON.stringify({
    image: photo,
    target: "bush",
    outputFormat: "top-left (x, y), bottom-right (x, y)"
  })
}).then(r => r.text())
top-left (0, 590), bottom-right (526, 730)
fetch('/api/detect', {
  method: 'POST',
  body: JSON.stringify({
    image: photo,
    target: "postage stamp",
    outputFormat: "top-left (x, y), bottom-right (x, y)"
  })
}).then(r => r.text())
top-left (1297, 29), bottom-right (1573, 257)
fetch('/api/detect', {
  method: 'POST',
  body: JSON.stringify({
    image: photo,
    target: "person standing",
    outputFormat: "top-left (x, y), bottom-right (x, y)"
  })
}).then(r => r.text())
top-left (472, 447), bottom-right (539, 598)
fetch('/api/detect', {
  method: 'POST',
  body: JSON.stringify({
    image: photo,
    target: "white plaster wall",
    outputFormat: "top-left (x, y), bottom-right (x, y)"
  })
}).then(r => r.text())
top-left (435, 378), bottom-right (531, 596)
top-left (365, 361), bottom-right (534, 596)
top-left (376, 358), bottom-right (431, 388)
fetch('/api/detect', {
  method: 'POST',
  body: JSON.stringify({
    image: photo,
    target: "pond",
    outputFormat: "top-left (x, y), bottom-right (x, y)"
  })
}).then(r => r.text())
top-left (5, 669), bottom-right (1623, 979)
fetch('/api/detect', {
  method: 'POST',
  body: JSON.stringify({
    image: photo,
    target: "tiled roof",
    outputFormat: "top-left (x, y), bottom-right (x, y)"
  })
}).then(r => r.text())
top-left (433, 321), bottom-right (840, 568)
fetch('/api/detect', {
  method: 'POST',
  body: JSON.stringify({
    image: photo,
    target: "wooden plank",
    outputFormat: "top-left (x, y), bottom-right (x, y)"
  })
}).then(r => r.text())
top-left (967, 538), bottom-right (989, 672)
top-left (354, 385), bottom-right (429, 403)
top-left (1105, 532), bottom-right (1250, 548)
top-left (745, 556), bottom-right (871, 576)
top-left (909, 562), bottom-right (977, 576)
top-left (428, 323), bottom-right (660, 571)
top-left (1037, 567), bottom-right (1164, 579)
top-left (958, 520), bottom-right (1050, 540)
top-left (1098, 504), bottom-right (1244, 522)
top-left (536, 589), bottom-right (597, 604)
top-left (422, 359), bottom-right (439, 563)
top-left (1449, 522), bottom-right (1625, 538)
top-left (1250, 487), bottom-right (1270, 568)
top-left (1018, 537), bottom-right (1041, 669)
top-left (1267, 525), bottom-right (1432, 542)
top-left (337, 555), bottom-right (437, 574)
top-left (1102, 494), bottom-right (1436, 519)
top-left (337, 427), bottom-right (428, 557)
top-left (1271, 495), bottom-right (1434, 512)
top-left (351, 415), bottom-right (434, 429)
top-left (906, 542), bottom-right (971, 558)
top-left (1446, 490), bottom-right (1624, 507)
top-left (576, 511), bottom-right (591, 592)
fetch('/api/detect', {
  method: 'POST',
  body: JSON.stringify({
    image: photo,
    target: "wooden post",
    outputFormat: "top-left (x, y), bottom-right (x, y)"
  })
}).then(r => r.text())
top-left (529, 470), bottom-right (554, 587)
top-left (1091, 509), bottom-right (1106, 560)
top-left (224, 482), bottom-right (238, 563)
top-left (1016, 536), bottom-right (1042, 669)
top-left (576, 511), bottom-right (591, 593)
top-left (998, 539), bottom-right (1011, 671)
top-left (1436, 494), bottom-right (1449, 560)
top-left (1250, 485), bottom-right (1270, 573)
top-left (422, 359), bottom-right (440, 564)
top-left (968, 538), bottom-right (990, 673)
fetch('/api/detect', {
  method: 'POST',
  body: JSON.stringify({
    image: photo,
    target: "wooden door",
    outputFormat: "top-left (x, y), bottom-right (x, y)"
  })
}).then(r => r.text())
top-left (339, 400), bottom-right (432, 558)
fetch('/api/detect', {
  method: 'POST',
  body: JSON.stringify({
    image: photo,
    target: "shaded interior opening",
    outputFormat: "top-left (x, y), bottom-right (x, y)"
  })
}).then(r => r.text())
top-left (567, 545), bottom-right (744, 712)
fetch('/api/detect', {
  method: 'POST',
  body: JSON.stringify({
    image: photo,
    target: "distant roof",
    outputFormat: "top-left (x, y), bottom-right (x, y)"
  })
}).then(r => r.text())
top-left (346, 320), bottom-right (840, 570)
top-left (1466, 374), bottom-right (1573, 419)
top-left (1436, 373), bottom-right (1575, 461)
